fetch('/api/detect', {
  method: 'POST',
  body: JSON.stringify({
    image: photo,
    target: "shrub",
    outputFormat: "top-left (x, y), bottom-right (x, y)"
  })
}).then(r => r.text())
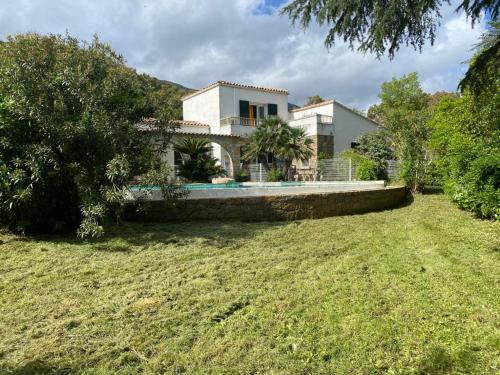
top-left (356, 158), bottom-right (378, 181)
top-left (235, 170), bottom-right (250, 182)
top-left (0, 34), bottom-right (183, 236)
top-left (355, 130), bottom-right (394, 179)
top-left (267, 168), bottom-right (284, 182)
top-left (429, 93), bottom-right (499, 220)
top-left (174, 138), bottom-right (227, 183)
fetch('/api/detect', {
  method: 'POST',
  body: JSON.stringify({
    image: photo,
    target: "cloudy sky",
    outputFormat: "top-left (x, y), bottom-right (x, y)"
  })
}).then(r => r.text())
top-left (0, 0), bottom-right (486, 109)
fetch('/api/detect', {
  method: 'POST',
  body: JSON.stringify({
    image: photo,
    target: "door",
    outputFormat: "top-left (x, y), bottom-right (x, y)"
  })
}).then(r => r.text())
top-left (249, 105), bottom-right (257, 126)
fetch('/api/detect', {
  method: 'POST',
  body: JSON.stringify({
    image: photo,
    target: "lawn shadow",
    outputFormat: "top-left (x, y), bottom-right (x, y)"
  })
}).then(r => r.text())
top-left (0, 359), bottom-right (73, 375)
top-left (104, 220), bottom-right (289, 249)
top-left (417, 346), bottom-right (479, 374)
top-left (24, 220), bottom-right (290, 251)
top-left (422, 185), bottom-right (444, 195)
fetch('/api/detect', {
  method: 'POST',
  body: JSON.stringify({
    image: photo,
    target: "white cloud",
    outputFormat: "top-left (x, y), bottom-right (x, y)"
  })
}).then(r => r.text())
top-left (0, 0), bottom-right (486, 109)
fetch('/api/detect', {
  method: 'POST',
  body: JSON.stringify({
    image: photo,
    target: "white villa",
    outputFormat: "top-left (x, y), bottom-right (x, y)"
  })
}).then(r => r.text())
top-left (160, 80), bottom-right (379, 177)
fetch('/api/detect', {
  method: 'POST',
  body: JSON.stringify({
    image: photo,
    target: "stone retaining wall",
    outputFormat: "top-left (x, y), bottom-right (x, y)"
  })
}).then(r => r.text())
top-left (124, 186), bottom-right (407, 222)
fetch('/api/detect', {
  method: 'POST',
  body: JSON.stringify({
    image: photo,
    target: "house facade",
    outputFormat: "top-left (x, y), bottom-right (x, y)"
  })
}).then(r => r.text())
top-left (166, 80), bottom-right (380, 177)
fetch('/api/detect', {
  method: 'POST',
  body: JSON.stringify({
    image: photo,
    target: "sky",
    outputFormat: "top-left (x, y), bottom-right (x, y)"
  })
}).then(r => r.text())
top-left (0, 0), bottom-right (486, 109)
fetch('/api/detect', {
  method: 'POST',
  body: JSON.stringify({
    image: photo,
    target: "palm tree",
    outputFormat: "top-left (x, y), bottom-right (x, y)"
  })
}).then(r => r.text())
top-left (242, 117), bottom-right (290, 171)
top-left (276, 127), bottom-right (313, 179)
top-left (242, 117), bottom-right (313, 180)
top-left (173, 138), bottom-right (226, 182)
top-left (173, 138), bottom-right (212, 159)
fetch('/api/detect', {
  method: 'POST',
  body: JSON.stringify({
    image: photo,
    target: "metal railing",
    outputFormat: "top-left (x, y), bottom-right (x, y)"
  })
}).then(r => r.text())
top-left (220, 117), bottom-right (263, 127)
top-left (244, 159), bottom-right (399, 182)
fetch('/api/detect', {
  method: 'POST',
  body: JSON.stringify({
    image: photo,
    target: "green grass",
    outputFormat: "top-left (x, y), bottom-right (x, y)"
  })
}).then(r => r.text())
top-left (0, 195), bottom-right (499, 374)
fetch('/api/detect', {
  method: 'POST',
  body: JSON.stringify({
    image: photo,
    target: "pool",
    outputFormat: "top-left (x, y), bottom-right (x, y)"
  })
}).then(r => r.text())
top-left (128, 181), bottom-right (387, 200)
top-left (130, 181), bottom-right (307, 191)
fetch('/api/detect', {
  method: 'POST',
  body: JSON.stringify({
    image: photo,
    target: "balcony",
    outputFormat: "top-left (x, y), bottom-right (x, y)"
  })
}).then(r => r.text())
top-left (220, 117), bottom-right (263, 127)
top-left (220, 117), bottom-right (262, 137)
top-left (288, 114), bottom-right (334, 136)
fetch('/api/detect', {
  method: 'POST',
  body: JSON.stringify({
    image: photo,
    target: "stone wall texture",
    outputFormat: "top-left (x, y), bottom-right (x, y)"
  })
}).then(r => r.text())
top-left (124, 186), bottom-right (407, 222)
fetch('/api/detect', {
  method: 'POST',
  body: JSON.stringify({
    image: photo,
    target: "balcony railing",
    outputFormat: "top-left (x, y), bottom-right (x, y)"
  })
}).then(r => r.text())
top-left (220, 117), bottom-right (263, 127)
top-left (317, 114), bottom-right (334, 124)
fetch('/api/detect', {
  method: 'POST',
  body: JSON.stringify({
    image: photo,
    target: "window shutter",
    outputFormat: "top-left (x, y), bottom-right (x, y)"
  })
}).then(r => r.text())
top-left (268, 103), bottom-right (278, 116)
top-left (239, 100), bottom-right (249, 118)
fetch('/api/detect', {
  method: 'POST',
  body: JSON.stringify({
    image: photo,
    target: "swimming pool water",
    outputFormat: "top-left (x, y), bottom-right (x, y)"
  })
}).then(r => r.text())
top-left (129, 181), bottom-right (306, 191)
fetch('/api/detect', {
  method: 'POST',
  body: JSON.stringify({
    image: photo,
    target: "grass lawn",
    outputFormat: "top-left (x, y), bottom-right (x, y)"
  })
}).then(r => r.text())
top-left (0, 194), bottom-right (499, 374)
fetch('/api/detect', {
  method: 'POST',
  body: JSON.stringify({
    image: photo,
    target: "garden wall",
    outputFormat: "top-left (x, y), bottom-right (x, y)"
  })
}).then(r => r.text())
top-left (124, 186), bottom-right (407, 222)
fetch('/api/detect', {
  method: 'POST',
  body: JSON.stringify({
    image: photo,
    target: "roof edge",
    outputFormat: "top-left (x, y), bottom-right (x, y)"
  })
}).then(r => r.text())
top-left (182, 80), bottom-right (289, 101)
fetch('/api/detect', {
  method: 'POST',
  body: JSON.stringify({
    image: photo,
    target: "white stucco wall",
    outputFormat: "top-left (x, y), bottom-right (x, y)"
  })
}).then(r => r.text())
top-left (218, 85), bottom-right (289, 121)
top-left (289, 116), bottom-right (334, 136)
top-left (289, 102), bottom-right (334, 120)
top-left (182, 86), bottom-right (220, 131)
top-left (183, 84), bottom-right (288, 163)
top-left (332, 102), bottom-right (379, 154)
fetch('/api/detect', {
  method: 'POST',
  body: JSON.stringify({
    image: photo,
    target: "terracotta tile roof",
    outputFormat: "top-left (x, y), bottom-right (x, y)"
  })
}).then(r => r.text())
top-left (182, 80), bottom-right (289, 101)
top-left (137, 118), bottom-right (210, 130)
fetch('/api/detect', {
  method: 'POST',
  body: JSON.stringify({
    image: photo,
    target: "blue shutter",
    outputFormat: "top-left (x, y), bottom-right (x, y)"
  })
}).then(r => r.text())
top-left (239, 100), bottom-right (249, 118)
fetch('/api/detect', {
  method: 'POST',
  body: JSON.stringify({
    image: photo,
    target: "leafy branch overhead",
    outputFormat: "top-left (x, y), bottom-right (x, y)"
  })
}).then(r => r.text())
top-left (282, 0), bottom-right (499, 58)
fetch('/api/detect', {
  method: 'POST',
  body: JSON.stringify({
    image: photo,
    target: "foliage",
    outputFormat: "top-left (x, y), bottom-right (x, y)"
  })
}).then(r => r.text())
top-left (458, 21), bottom-right (500, 96)
top-left (355, 130), bottom-right (394, 179)
top-left (429, 93), bottom-right (499, 219)
top-left (304, 95), bottom-right (325, 106)
top-left (234, 169), bottom-right (250, 182)
top-left (341, 150), bottom-right (378, 181)
top-left (282, 1), bottom-right (498, 96)
top-left (278, 127), bottom-right (314, 179)
top-left (242, 117), bottom-right (313, 180)
top-left (266, 168), bottom-right (285, 182)
top-left (0, 33), bottom-right (184, 236)
top-left (356, 158), bottom-right (378, 181)
top-left (373, 73), bottom-right (431, 191)
top-left (1, 195), bottom-right (498, 374)
top-left (282, 0), bottom-right (498, 58)
top-left (174, 138), bottom-right (227, 182)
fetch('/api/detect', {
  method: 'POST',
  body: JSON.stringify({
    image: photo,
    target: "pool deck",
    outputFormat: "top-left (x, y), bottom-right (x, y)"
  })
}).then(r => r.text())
top-left (188, 181), bottom-right (386, 199)
top-left (130, 181), bottom-right (387, 200)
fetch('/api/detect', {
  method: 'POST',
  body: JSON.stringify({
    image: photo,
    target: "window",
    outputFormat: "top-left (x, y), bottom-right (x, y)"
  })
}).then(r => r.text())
top-left (174, 151), bottom-right (183, 166)
top-left (268, 103), bottom-right (278, 117)
top-left (258, 105), bottom-right (265, 120)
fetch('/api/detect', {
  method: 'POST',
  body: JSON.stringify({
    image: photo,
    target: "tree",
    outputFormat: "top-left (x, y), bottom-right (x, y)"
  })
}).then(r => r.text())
top-left (242, 117), bottom-right (313, 180)
top-left (458, 21), bottom-right (500, 96)
top-left (174, 138), bottom-right (227, 182)
top-left (242, 117), bottom-right (291, 171)
top-left (373, 73), bottom-right (431, 191)
top-left (0, 33), bottom-right (183, 237)
top-left (277, 127), bottom-right (314, 178)
top-left (305, 95), bottom-right (325, 106)
top-left (282, 0), bottom-right (499, 94)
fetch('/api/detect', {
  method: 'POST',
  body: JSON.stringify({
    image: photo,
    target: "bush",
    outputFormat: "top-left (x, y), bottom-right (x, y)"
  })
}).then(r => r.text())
top-left (235, 170), bottom-right (250, 182)
top-left (341, 150), bottom-right (378, 181)
top-left (429, 93), bottom-right (499, 220)
top-left (355, 130), bottom-right (394, 179)
top-left (267, 168), bottom-right (284, 182)
top-left (0, 34), bottom-right (183, 236)
top-left (445, 153), bottom-right (499, 219)
top-left (174, 138), bottom-right (227, 183)
top-left (356, 158), bottom-right (378, 181)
